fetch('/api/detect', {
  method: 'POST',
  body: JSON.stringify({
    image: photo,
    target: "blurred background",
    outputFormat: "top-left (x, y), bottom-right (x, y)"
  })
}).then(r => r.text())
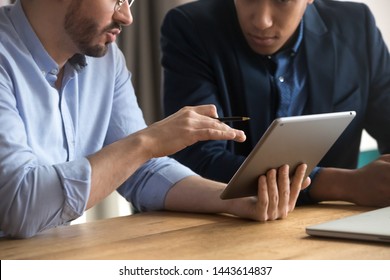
top-left (1, 0), bottom-right (388, 223)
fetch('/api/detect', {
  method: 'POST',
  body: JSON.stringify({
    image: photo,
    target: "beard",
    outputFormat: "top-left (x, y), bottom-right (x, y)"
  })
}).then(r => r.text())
top-left (63, 2), bottom-right (120, 57)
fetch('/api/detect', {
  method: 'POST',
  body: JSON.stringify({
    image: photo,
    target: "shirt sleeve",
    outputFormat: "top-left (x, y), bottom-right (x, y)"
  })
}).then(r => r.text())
top-left (106, 47), bottom-right (198, 212)
top-left (363, 5), bottom-right (390, 153)
top-left (117, 157), bottom-right (197, 212)
top-left (0, 69), bottom-right (91, 238)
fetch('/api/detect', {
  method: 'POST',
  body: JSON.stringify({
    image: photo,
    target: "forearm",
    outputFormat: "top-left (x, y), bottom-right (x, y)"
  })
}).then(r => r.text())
top-left (311, 156), bottom-right (390, 207)
top-left (164, 176), bottom-right (229, 214)
top-left (308, 167), bottom-right (356, 203)
top-left (87, 132), bottom-right (152, 209)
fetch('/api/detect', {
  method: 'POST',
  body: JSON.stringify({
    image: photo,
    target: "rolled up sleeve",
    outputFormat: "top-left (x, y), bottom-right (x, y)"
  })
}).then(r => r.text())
top-left (117, 157), bottom-right (196, 212)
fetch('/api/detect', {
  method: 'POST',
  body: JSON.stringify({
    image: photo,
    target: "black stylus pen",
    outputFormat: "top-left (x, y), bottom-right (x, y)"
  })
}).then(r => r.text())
top-left (215, 116), bottom-right (251, 122)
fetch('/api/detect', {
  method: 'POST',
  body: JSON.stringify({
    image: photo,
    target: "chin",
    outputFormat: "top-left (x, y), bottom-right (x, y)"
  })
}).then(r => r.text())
top-left (251, 46), bottom-right (278, 56)
top-left (84, 45), bottom-right (108, 57)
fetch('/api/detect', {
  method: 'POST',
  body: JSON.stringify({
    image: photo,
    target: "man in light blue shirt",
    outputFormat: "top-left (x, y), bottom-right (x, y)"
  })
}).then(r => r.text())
top-left (0, 0), bottom-right (310, 238)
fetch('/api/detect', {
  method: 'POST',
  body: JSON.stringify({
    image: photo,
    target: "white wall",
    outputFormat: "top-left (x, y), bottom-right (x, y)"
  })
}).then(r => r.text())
top-left (0, 0), bottom-right (10, 6)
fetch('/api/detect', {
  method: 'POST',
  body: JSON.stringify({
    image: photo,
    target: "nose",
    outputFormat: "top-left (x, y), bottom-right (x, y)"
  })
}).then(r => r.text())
top-left (113, 2), bottom-right (133, 26)
top-left (252, 2), bottom-right (273, 30)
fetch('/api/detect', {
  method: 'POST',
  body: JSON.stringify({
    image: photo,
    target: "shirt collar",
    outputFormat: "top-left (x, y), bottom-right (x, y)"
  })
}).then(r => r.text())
top-left (291, 19), bottom-right (304, 55)
top-left (264, 20), bottom-right (304, 60)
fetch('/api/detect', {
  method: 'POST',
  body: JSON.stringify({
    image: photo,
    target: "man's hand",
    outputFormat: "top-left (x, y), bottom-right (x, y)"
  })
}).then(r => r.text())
top-left (226, 163), bottom-right (310, 221)
top-left (165, 163), bottom-right (310, 222)
top-left (350, 154), bottom-right (390, 207)
top-left (133, 105), bottom-right (246, 158)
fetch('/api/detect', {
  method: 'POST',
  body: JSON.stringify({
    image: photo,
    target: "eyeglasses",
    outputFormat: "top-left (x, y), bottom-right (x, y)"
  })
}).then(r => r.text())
top-left (114, 0), bottom-right (135, 12)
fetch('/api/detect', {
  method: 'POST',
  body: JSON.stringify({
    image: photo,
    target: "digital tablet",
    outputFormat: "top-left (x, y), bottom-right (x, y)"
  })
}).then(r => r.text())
top-left (220, 111), bottom-right (356, 199)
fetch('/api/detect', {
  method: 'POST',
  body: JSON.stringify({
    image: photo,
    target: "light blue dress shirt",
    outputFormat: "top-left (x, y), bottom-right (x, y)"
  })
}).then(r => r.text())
top-left (0, 1), bottom-right (195, 238)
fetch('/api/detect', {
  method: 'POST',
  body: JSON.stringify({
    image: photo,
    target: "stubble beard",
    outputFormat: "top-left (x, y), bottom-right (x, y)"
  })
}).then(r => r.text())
top-left (64, 2), bottom-right (109, 57)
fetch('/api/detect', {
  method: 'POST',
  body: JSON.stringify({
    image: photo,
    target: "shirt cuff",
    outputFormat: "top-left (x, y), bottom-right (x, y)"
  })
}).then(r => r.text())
top-left (53, 157), bottom-right (91, 221)
top-left (118, 157), bottom-right (196, 212)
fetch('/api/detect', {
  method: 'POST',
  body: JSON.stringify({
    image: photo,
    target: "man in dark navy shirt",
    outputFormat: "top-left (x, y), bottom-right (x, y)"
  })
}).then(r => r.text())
top-left (161, 0), bottom-right (390, 207)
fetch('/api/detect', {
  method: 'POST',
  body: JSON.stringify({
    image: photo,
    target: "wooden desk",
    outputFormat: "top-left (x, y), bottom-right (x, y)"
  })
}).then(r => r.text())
top-left (1, 204), bottom-right (389, 260)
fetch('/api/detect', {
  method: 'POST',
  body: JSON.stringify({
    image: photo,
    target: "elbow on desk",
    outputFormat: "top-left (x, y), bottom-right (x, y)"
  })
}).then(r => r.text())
top-left (0, 175), bottom-right (71, 239)
top-left (0, 202), bottom-right (67, 239)
top-left (1, 218), bottom-right (41, 239)
top-left (0, 195), bottom-right (50, 238)
top-left (0, 188), bottom-right (40, 238)
top-left (0, 199), bottom-right (57, 239)
top-left (0, 199), bottom-right (69, 239)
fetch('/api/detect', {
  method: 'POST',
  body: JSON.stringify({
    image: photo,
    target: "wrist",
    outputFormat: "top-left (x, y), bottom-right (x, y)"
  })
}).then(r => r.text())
top-left (309, 167), bottom-right (356, 203)
top-left (128, 129), bottom-right (156, 159)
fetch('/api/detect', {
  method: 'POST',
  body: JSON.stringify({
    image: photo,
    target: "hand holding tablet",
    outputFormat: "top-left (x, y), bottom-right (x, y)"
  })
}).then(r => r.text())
top-left (220, 111), bottom-right (356, 199)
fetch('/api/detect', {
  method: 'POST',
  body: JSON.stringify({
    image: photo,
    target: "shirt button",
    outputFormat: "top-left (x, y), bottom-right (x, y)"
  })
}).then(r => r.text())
top-left (279, 76), bottom-right (285, 83)
top-left (50, 69), bottom-right (59, 75)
